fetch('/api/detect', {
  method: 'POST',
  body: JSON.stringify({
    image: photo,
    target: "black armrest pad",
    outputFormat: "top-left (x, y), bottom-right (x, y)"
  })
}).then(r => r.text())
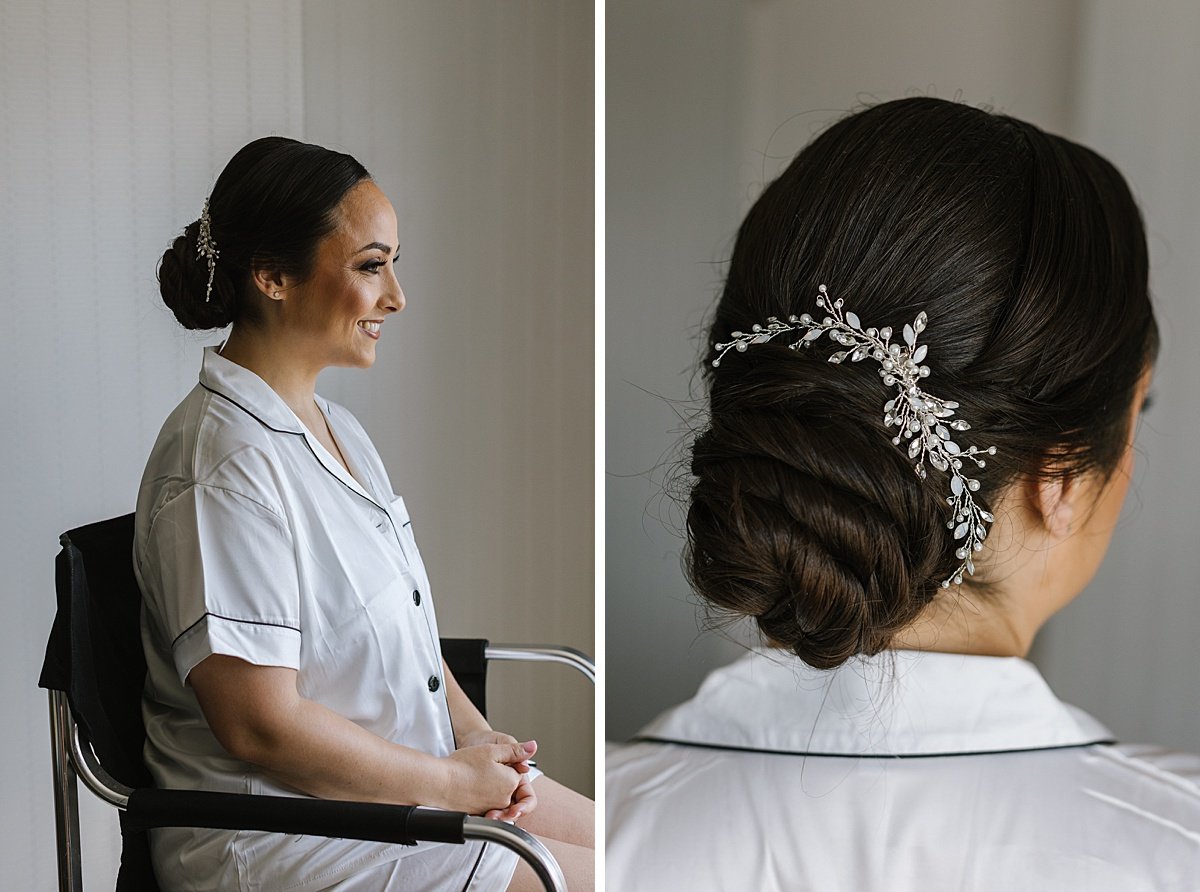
top-left (124, 789), bottom-right (467, 846)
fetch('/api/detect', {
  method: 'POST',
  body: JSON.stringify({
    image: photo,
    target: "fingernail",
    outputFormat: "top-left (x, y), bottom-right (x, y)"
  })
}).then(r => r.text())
top-left (523, 740), bottom-right (536, 753)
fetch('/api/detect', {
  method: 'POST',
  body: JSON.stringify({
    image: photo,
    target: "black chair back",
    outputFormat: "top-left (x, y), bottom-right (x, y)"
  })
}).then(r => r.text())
top-left (440, 637), bottom-right (489, 717)
top-left (39, 513), bottom-right (156, 889)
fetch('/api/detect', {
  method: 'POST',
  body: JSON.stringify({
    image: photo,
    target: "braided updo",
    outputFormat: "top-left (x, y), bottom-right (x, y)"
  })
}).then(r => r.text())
top-left (685, 98), bottom-right (1158, 670)
top-left (157, 136), bottom-right (371, 330)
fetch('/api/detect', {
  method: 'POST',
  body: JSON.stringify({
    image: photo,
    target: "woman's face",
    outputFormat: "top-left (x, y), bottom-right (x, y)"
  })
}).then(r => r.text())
top-left (284, 179), bottom-right (405, 369)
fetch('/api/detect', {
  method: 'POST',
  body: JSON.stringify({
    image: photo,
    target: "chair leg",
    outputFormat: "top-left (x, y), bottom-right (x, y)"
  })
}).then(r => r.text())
top-left (49, 690), bottom-right (85, 892)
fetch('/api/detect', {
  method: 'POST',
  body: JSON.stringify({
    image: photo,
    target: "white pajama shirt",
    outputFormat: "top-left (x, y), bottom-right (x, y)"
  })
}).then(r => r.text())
top-left (134, 346), bottom-right (517, 892)
top-left (606, 647), bottom-right (1200, 891)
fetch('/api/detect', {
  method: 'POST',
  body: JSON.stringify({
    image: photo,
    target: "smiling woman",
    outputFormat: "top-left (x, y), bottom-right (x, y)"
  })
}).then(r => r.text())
top-left (142, 137), bottom-right (593, 892)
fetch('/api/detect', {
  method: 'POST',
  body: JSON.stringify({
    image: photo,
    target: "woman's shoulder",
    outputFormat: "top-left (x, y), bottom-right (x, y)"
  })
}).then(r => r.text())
top-left (139, 384), bottom-right (292, 521)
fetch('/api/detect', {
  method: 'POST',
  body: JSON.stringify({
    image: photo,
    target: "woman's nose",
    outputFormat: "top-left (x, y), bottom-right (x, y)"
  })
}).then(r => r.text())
top-left (383, 266), bottom-right (405, 313)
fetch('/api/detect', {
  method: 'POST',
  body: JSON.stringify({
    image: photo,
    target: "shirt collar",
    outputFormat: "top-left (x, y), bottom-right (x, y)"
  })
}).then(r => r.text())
top-left (198, 344), bottom-right (307, 435)
top-left (638, 646), bottom-right (1113, 757)
top-left (197, 345), bottom-right (381, 506)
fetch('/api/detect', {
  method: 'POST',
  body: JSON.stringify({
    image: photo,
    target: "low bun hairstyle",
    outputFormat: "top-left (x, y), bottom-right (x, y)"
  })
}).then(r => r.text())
top-left (686, 97), bottom-right (1158, 670)
top-left (158, 136), bottom-right (371, 330)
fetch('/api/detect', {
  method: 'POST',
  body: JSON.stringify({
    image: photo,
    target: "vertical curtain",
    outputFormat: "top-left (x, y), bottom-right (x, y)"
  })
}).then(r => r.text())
top-left (0, 2), bottom-right (303, 886)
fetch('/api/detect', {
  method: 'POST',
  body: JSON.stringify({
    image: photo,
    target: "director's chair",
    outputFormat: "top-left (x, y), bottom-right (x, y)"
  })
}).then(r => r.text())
top-left (40, 513), bottom-right (594, 891)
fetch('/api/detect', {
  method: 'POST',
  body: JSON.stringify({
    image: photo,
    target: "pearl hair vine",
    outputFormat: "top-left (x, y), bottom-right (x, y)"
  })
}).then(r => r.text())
top-left (713, 284), bottom-right (997, 588)
top-left (197, 196), bottom-right (219, 303)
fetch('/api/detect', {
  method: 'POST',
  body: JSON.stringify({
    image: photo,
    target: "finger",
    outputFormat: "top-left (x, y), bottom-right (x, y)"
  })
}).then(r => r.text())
top-left (513, 783), bottom-right (537, 810)
top-left (500, 743), bottom-right (533, 765)
top-left (508, 778), bottom-right (536, 806)
top-left (494, 799), bottom-right (526, 822)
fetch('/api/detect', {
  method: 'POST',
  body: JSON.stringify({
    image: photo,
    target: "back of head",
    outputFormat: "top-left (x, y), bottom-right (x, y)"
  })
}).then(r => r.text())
top-left (686, 97), bottom-right (1157, 670)
top-left (157, 136), bottom-right (371, 330)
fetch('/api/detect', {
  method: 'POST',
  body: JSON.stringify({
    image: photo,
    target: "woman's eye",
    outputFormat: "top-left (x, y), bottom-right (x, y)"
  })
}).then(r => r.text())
top-left (361, 257), bottom-right (399, 274)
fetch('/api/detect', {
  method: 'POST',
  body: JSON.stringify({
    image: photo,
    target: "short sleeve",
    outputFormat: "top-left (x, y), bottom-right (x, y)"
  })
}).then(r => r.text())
top-left (143, 483), bottom-right (301, 684)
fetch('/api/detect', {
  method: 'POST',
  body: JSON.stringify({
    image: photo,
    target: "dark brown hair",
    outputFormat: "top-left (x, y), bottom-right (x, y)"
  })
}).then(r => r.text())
top-left (686, 97), bottom-right (1158, 670)
top-left (157, 136), bottom-right (371, 330)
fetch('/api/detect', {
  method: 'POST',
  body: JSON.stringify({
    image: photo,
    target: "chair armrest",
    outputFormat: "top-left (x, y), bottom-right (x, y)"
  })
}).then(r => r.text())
top-left (123, 790), bottom-right (565, 890)
top-left (123, 789), bottom-right (461, 844)
top-left (485, 644), bottom-right (595, 684)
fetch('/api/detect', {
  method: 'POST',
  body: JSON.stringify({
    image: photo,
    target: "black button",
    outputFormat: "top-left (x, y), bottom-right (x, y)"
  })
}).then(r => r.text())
top-left (427, 675), bottom-right (441, 693)
top-left (412, 589), bottom-right (421, 606)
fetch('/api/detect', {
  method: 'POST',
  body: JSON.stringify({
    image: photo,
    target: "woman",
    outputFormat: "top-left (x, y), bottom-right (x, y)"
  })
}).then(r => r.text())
top-left (606, 98), bottom-right (1200, 890)
top-left (135, 137), bottom-right (593, 892)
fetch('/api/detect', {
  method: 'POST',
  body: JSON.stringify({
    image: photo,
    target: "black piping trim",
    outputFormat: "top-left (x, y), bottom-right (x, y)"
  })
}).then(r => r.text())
top-left (461, 841), bottom-right (487, 891)
top-left (172, 612), bottom-right (301, 649)
top-left (199, 381), bottom-right (303, 435)
top-left (630, 734), bottom-right (1119, 760)
top-left (297, 435), bottom-right (393, 518)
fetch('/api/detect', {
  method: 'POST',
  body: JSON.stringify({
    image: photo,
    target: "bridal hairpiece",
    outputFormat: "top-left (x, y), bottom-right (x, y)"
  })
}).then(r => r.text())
top-left (197, 196), bottom-right (219, 303)
top-left (713, 284), bottom-right (997, 588)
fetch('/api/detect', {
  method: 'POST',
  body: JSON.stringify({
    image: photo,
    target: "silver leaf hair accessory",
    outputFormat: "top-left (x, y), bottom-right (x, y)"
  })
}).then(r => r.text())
top-left (713, 284), bottom-right (997, 588)
top-left (196, 196), bottom-right (219, 303)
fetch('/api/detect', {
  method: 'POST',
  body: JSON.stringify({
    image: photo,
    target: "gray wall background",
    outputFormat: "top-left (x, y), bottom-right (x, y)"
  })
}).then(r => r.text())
top-left (607, 0), bottom-right (1200, 748)
top-left (0, 2), bottom-right (593, 888)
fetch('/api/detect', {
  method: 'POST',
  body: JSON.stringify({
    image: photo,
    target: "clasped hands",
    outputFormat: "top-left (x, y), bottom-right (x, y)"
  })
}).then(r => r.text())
top-left (446, 730), bottom-right (538, 822)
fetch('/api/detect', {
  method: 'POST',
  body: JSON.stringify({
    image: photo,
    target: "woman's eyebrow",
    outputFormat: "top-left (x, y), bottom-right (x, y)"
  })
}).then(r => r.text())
top-left (354, 241), bottom-right (399, 257)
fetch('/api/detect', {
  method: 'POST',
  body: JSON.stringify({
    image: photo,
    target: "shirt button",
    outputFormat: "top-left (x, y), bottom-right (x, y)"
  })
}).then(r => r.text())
top-left (412, 589), bottom-right (422, 606)
top-left (427, 675), bottom-right (441, 693)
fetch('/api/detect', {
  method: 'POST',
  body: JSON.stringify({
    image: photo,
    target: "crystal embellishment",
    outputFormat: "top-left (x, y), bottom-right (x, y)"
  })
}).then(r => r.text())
top-left (197, 196), bottom-right (220, 303)
top-left (713, 284), bottom-right (997, 588)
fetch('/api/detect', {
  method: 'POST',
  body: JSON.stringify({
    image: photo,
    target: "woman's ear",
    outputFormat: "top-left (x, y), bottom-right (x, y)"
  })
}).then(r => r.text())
top-left (1031, 472), bottom-right (1077, 540)
top-left (250, 266), bottom-right (288, 302)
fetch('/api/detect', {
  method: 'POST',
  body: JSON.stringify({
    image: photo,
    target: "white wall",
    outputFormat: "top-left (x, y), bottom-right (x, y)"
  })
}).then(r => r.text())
top-left (607, 0), bottom-right (1200, 749)
top-left (0, 2), bottom-right (592, 888)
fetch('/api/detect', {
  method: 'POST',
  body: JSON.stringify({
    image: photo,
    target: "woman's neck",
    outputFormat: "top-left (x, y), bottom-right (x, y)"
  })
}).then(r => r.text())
top-left (888, 497), bottom-right (1077, 660)
top-left (217, 324), bottom-right (322, 423)
top-left (888, 586), bottom-right (1036, 658)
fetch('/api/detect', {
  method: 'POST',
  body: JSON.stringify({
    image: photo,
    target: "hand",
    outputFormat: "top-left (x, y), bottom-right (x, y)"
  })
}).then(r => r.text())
top-left (440, 741), bottom-right (535, 815)
top-left (485, 773), bottom-right (538, 823)
top-left (458, 731), bottom-right (535, 776)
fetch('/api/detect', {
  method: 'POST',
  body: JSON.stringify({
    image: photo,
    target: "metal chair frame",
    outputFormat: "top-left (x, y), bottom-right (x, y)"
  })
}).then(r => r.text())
top-left (46, 643), bottom-right (594, 891)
